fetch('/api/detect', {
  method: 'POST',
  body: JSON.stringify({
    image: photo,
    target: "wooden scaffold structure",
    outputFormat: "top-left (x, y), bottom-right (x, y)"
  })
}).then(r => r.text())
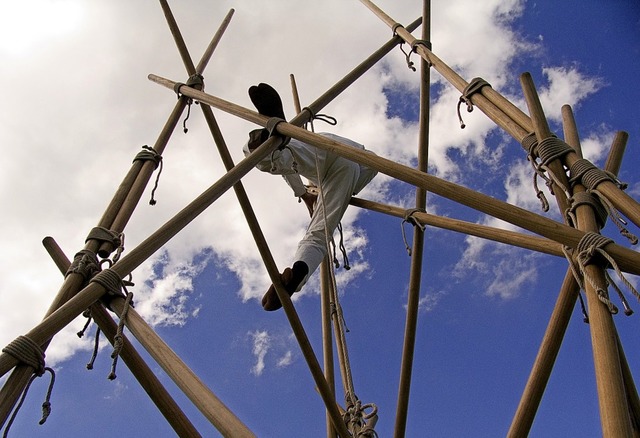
top-left (1, 1), bottom-right (639, 436)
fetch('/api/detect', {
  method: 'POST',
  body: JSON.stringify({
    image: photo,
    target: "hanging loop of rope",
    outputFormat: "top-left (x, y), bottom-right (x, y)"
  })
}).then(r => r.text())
top-left (108, 291), bottom-right (134, 380)
top-left (457, 77), bottom-right (491, 129)
top-left (88, 269), bottom-right (135, 379)
top-left (134, 145), bottom-right (164, 206)
top-left (2, 336), bottom-right (57, 435)
top-left (301, 107), bottom-right (338, 128)
top-left (401, 208), bottom-right (426, 256)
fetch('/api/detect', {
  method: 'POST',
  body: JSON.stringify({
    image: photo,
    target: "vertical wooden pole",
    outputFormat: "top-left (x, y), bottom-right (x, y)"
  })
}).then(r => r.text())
top-left (320, 261), bottom-right (338, 438)
top-left (289, 73), bottom-right (338, 438)
top-left (529, 95), bottom-right (631, 435)
top-left (394, 1), bottom-right (430, 436)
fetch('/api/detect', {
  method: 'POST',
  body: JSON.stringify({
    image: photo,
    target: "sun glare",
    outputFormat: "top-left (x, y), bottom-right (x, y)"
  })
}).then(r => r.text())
top-left (0, 1), bottom-right (83, 55)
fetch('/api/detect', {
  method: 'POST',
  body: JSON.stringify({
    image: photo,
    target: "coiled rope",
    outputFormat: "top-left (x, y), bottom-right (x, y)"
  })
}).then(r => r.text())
top-left (2, 336), bottom-right (56, 436)
top-left (564, 232), bottom-right (639, 315)
top-left (133, 145), bottom-right (164, 206)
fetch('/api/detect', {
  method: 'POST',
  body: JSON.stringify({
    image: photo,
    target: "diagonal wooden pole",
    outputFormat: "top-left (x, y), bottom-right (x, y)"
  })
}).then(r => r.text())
top-left (147, 77), bottom-right (640, 277)
top-left (358, 0), bottom-right (640, 230)
top-left (0, 7), bottom-right (237, 427)
top-left (394, 1), bottom-right (430, 436)
top-left (195, 17), bottom-right (420, 437)
top-left (521, 83), bottom-right (632, 437)
top-left (350, 197), bottom-right (565, 258)
top-left (42, 236), bottom-right (202, 437)
top-left (508, 103), bottom-right (591, 436)
top-left (106, 296), bottom-right (255, 437)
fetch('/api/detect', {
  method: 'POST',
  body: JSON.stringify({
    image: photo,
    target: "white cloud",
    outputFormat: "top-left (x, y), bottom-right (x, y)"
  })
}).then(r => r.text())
top-left (249, 330), bottom-right (270, 376)
top-left (0, 0), bottom-right (612, 369)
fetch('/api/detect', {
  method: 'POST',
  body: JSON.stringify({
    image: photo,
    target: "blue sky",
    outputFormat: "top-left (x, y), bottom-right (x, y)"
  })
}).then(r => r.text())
top-left (1, 0), bottom-right (639, 437)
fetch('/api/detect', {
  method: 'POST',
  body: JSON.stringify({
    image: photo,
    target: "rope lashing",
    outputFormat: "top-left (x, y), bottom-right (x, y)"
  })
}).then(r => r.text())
top-left (457, 77), bottom-right (491, 129)
top-left (520, 134), bottom-right (574, 211)
top-left (390, 22), bottom-right (431, 71)
top-left (521, 133), bottom-right (550, 212)
top-left (173, 73), bottom-right (204, 133)
top-left (343, 396), bottom-right (379, 438)
top-left (86, 326), bottom-right (101, 370)
top-left (565, 191), bottom-right (609, 230)
top-left (65, 249), bottom-right (100, 281)
top-left (85, 226), bottom-right (125, 260)
top-left (77, 309), bottom-right (93, 338)
top-left (569, 159), bottom-right (637, 244)
top-left (265, 117), bottom-right (291, 150)
top-left (2, 336), bottom-right (56, 435)
top-left (401, 208), bottom-right (426, 256)
top-left (328, 222), bottom-right (351, 270)
top-left (88, 269), bottom-right (134, 379)
top-left (567, 232), bottom-right (640, 315)
top-left (134, 145), bottom-right (164, 205)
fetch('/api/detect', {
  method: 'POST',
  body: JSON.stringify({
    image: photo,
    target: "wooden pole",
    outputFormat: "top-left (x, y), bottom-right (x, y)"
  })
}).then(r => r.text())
top-left (604, 131), bottom-right (628, 176)
top-left (357, 0), bottom-right (532, 141)
top-left (508, 104), bottom-right (585, 436)
top-left (148, 76), bottom-right (640, 276)
top-left (101, 7), bottom-right (234, 256)
top-left (520, 73), bottom-right (571, 215)
top-left (508, 270), bottom-right (581, 437)
top-left (320, 260), bottom-right (338, 438)
top-left (359, 0), bottom-right (640, 230)
top-left (108, 296), bottom-right (255, 438)
top-left (41, 236), bottom-right (202, 437)
top-left (395, 1), bottom-right (430, 436)
top-left (289, 73), bottom-right (338, 438)
top-left (350, 197), bottom-right (564, 258)
top-left (0, 132), bottom-right (284, 378)
top-left (545, 103), bottom-right (631, 435)
top-left (0, 9), bottom-right (238, 424)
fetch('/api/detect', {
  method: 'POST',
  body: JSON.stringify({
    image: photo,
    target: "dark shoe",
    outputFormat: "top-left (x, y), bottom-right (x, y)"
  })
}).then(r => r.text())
top-left (262, 261), bottom-right (309, 311)
top-left (249, 83), bottom-right (286, 119)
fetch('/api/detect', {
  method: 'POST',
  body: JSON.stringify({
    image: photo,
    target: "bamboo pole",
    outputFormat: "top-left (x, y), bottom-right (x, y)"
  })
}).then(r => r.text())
top-left (147, 76), bottom-right (640, 276)
top-left (395, 2), bottom-right (430, 436)
top-left (41, 236), bottom-right (202, 437)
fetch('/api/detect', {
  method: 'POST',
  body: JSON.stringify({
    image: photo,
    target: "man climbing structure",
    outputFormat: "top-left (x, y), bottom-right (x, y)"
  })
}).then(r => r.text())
top-left (243, 83), bottom-right (378, 311)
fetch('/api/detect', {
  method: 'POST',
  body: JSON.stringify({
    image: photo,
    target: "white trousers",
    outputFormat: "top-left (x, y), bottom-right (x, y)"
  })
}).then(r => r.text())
top-left (293, 154), bottom-right (374, 290)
